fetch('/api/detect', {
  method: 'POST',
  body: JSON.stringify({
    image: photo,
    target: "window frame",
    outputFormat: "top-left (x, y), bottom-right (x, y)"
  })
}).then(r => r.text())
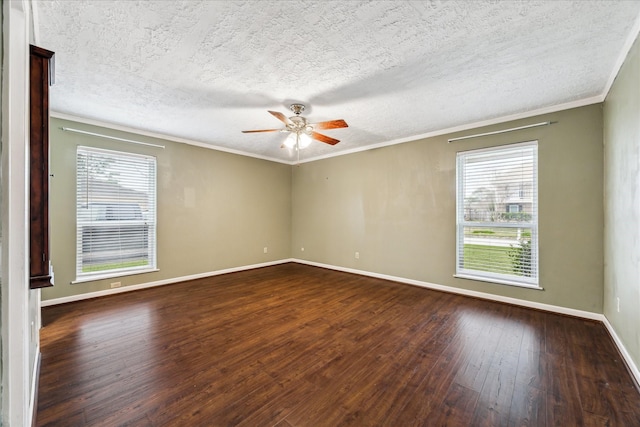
top-left (455, 141), bottom-right (540, 289)
top-left (74, 146), bottom-right (158, 283)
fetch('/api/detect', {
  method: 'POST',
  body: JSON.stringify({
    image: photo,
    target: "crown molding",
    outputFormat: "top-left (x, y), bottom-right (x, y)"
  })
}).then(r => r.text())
top-left (54, 93), bottom-right (603, 167)
top-left (602, 9), bottom-right (640, 100)
top-left (50, 111), bottom-right (293, 165)
top-left (297, 95), bottom-right (603, 163)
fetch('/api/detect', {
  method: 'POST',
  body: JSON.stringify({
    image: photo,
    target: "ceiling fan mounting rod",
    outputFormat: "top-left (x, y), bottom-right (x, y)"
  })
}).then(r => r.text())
top-left (289, 103), bottom-right (305, 115)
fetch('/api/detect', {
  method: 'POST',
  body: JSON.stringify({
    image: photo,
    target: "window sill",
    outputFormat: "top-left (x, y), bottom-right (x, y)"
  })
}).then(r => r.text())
top-left (454, 274), bottom-right (543, 290)
top-left (72, 268), bottom-right (159, 284)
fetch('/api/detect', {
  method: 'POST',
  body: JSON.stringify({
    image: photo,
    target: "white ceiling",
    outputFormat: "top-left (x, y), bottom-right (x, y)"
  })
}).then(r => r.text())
top-left (35, 1), bottom-right (640, 164)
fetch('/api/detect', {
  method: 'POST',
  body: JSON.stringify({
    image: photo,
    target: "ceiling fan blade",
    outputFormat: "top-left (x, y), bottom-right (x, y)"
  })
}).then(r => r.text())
top-left (312, 119), bottom-right (348, 130)
top-left (311, 131), bottom-right (340, 145)
top-left (241, 129), bottom-right (282, 133)
top-left (268, 110), bottom-right (290, 125)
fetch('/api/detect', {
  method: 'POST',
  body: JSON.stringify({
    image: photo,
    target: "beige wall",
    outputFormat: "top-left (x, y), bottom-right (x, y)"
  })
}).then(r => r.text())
top-left (46, 105), bottom-right (607, 314)
top-left (293, 104), bottom-right (604, 312)
top-left (604, 33), bottom-right (640, 369)
top-left (43, 118), bottom-right (292, 300)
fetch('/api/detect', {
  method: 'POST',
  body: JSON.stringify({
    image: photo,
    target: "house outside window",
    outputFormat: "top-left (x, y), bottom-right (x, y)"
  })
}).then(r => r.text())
top-left (456, 141), bottom-right (538, 288)
top-left (75, 146), bottom-right (157, 281)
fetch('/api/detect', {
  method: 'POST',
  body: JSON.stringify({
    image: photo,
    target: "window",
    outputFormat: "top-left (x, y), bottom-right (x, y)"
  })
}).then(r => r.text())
top-left (76, 146), bottom-right (157, 281)
top-left (456, 141), bottom-right (538, 288)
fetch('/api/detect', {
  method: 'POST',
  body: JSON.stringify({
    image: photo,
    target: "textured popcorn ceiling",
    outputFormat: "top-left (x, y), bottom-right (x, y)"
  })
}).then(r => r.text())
top-left (35, 1), bottom-right (640, 163)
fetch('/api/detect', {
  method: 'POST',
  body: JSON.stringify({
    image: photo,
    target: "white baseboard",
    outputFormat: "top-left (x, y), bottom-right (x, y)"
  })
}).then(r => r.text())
top-left (294, 259), bottom-right (640, 386)
top-left (29, 347), bottom-right (41, 427)
top-left (43, 256), bottom-right (603, 319)
top-left (602, 316), bottom-right (640, 388)
top-left (40, 259), bottom-right (294, 307)
top-left (293, 259), bottom-right (604, 320)
top-left (40, 257), bottom-right (639, 388)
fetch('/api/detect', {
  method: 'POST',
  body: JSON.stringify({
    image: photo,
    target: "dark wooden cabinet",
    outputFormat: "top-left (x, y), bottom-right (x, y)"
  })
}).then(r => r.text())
top-left (29, 45), bottom-right (55, 289)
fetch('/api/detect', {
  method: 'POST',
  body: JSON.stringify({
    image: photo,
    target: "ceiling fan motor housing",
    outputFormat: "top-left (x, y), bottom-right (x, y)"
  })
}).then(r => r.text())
top-left (287, 115), bottom-right (310, 133)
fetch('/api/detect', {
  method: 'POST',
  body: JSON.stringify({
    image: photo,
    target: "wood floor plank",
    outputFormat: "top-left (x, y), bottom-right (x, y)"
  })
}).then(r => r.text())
top-left (507, 381), bottom-right (546, 427)
top-left (432, 383), bottom-right (481, 426)
top-left (381, 301), bottom-right (490, 424)
top-left (471, 316), bottom-right (523, 426)
top-left (546, 357), bottom-right (585, 426)
top-left (36, 263), bottom-right (640, 426)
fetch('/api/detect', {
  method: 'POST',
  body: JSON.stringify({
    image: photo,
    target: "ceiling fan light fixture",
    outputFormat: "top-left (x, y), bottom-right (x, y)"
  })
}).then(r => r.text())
top-left (298, 132), bottom-right (312, 149)
top-left (284, 132), bottom-right (312, 149)
top-left (283, 132), bottom-right (297, 149)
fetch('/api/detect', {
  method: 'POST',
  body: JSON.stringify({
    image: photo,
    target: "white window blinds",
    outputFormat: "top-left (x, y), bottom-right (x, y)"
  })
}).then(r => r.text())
top-left (456, 142), bottom-right (538, 287)
top-left (76, 146), bottom-right (157, 280)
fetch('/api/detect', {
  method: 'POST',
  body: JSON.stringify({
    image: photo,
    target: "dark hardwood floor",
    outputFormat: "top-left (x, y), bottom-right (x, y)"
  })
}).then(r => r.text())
top-left (37, 263), bottom-right (640, 426)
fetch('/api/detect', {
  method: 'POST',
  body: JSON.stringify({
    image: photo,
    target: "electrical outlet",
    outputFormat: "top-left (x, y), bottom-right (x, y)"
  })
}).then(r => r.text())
top-left (301, 247), bottom-right (305, 252)
top-left (263, 247), bottom-right (268, 254)
top-left (617, 297), bottom-right (620, 312)
top-left (110, 281), bottom-right (121, 288)
top-left (355, 252), bottom-right (360, 259)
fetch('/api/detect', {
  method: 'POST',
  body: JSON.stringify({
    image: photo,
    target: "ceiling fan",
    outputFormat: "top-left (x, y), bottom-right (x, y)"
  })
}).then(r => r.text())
top-left (241, 104), bottom-right (348, 150)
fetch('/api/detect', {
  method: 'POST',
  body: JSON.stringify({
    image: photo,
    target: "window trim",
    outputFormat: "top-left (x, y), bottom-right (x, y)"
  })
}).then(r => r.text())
top-left (75, 146), bottom-right (158, 283)
top-left (455, 141), bottom-right (539, 288)
top-left (72, 268), bottom-right (160, 284)
top-left (453, 273), bottom-right (543, 290)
